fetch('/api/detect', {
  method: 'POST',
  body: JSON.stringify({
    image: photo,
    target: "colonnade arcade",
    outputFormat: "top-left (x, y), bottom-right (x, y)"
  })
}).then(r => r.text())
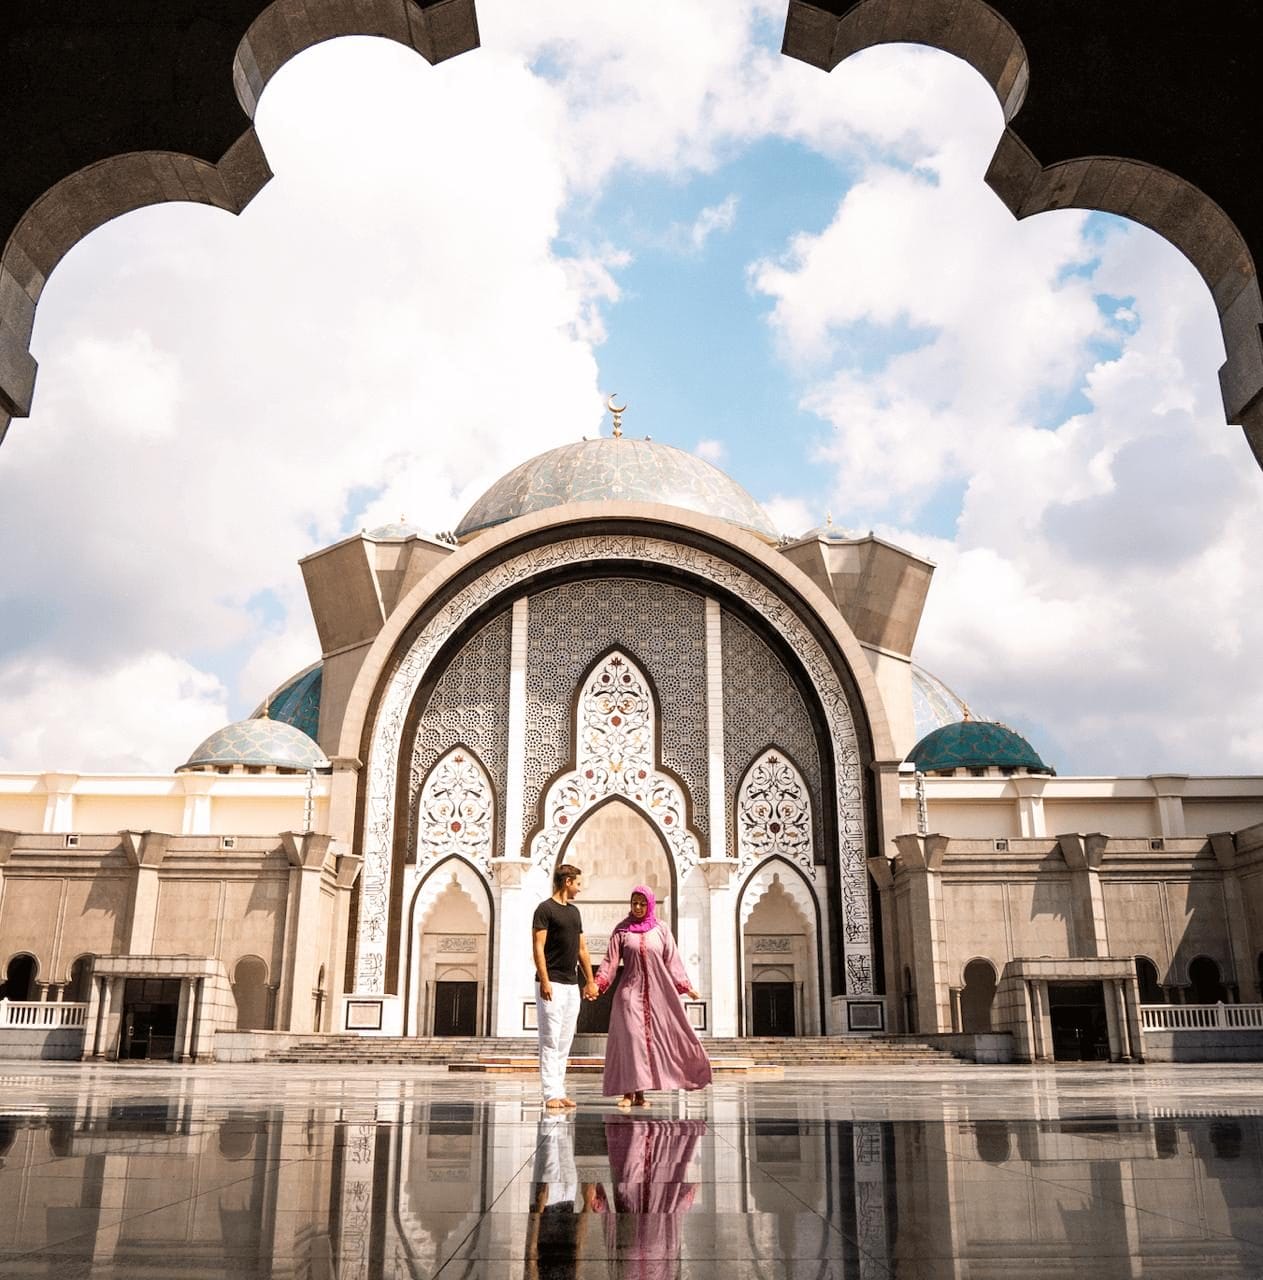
top-left (340, 525), bottom-right (883, 1038)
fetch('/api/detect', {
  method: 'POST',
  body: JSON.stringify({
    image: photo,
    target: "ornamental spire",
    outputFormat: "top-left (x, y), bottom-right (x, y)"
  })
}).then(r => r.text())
top-left (605, 393), bottom-right (627, 438)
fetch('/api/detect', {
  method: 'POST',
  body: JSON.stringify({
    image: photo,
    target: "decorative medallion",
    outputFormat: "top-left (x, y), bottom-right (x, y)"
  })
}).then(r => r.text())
top-left (736, 750), bottom-right (814, 878)
top-left (414, 748), bottom-right (494, 873)
top-left (529, 651), bottom-right (700, 874)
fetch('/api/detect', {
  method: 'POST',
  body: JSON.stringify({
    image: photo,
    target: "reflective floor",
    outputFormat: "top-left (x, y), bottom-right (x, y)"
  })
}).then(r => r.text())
top-left (3, 1061), bottom-right (1263, 1277)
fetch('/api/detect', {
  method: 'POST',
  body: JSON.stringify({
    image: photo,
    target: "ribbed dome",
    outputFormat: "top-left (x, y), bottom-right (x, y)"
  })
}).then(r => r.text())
top-left (907, 720), bottom-right (1053, 775)
top-left (257, 664), bottom-right (322, 742)
top-left (455, 437), bottom-right (778, 541)
top-left (178, 718), bottom-right (329, 772)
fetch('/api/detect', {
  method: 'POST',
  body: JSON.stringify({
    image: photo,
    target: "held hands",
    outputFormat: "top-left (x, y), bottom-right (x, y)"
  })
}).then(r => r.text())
top-left (686, 989), bottom-right (700, 1000)
top-left (582, 981), bottom-right (600, 1001)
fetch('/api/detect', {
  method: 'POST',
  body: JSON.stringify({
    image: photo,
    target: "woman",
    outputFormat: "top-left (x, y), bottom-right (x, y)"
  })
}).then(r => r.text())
top-left (593, 885), bottom-right (712, 1107)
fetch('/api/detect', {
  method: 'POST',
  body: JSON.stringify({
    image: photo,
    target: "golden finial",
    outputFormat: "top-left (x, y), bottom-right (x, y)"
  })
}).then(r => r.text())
top-left (962, 702), bottom-right (972, 722)
top-left (825, 511), bottom-right (833, 527)
top-left (606, 394), bottom-right (627, 438)
top-left (261, 696), bottom-right (271, 721)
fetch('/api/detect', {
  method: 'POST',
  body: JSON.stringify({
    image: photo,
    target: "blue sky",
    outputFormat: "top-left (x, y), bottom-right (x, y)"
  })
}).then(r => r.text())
top-left (1, 2), bottom-right (1261, 777)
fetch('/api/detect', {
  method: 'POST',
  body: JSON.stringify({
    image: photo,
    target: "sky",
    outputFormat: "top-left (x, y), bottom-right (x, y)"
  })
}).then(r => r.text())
top-left (2, 0), bottom-right (1262, 778)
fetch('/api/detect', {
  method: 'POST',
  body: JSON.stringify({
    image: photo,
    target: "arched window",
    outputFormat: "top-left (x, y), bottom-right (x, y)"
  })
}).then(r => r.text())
top-left (961, 959), bottom-right (997, 1033)
top-left (1135, 957), bottom-right (1164, 1004)
top-left (1188, 956), bottom-right (1228, 1004)
top-left (0, 954), bottom-right (38, 1002)
top-left (231, 957), bottom-right (269, 1031)
top-left (66, 955), bottom-right (94, 1004)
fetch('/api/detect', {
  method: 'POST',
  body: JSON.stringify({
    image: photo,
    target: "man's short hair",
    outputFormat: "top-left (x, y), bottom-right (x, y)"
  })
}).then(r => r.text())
top-left (553, 863), bottom-right (582, 891)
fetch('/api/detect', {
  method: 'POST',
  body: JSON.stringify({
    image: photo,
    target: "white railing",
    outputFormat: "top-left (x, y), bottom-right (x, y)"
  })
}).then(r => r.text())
top-left (1140, 1003), bottom-right (1263, 1032)
top-left (0, 999), bottom-right (88, 1029)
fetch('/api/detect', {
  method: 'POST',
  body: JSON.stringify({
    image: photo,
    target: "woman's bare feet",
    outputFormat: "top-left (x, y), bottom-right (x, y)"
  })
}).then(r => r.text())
top-left (633, 1092), bottom-right (650, 1108)
top-left (617, 1094), bottom-right (633, 1110)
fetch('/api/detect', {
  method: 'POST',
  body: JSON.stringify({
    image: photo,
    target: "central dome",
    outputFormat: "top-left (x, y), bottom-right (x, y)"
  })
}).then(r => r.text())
top-left (454, 437), bottom-right (778, 541)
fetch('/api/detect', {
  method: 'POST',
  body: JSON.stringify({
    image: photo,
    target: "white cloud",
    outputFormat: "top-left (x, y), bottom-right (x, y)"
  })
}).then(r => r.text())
top-left (688, 196), bottom-right (739, 252)
top-left (694, 438), bottom-right (726, 463)
top-left (0, 653), bottom-right (228, 774)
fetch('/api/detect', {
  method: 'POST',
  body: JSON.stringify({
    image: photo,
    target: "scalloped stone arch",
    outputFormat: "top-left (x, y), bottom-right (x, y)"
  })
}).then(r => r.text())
top-left (408, 856), bottom-right (490, 936)
top-left (735, 746), bottom-right (815, 881)
top-left (0, 0), bottom-right (479, 443)
top-left (350, 529), bottom-right (874, 998)
top-left (527, 648), bottom-right (702, 878)
top-left (785, 0), bottom-right (1263, 462)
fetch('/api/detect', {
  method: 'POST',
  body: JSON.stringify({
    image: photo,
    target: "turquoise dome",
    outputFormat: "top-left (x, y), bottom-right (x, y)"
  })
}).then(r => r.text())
top-left (455, 436), bottom-right (778, 541)
top-left (907, 720), bottom-right (1053, 774)
top-left (179, 717), bottom-right (329, 772)
top-left (257, 664), bottom-right (323, 741)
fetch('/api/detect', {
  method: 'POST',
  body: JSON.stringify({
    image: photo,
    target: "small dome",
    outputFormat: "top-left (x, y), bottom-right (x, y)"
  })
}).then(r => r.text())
top-left (257, 663), bottom-right (322, 742)
top-left (179, 718), bottom-right (329, 772)
top-left (907, 719), bottom-right (1053, 774)
top-left (455, 436), bottom-right (778, 541)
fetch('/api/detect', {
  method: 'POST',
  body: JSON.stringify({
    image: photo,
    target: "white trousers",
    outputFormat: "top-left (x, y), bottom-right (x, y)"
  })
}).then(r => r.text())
top-left (536, 981), bottom-right (581, 1101)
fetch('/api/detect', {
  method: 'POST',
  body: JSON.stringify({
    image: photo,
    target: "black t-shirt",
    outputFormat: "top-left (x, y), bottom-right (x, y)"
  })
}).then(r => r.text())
top-left (532, 897), bottom-right (583, 985)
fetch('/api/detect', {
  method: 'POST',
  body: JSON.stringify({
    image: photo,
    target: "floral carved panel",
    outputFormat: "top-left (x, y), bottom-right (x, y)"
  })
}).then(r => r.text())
top-left (415, 747), bottom-right (494, 873)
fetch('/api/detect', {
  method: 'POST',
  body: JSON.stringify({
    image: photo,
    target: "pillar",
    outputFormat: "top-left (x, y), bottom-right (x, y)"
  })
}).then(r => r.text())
top-left (180, 773), bottom-right (215, 835)
top-left (279, 832), bottom-right (333, 1032)
top-left (949, 986), bottom-right (963, 1033)
top-left (120, 830), bottom-right (170, 954)
top-left (1058, 833), bottom-right (1108, 957)
top-left (492, 858), bottom-right (545, 1036)
top-left (40, 773), bottom-right (78, 833)
top-left (892, 834), bottom-right (952, 1032)
top-left (1149, 774), bottom-right (1188, 837)
top-left (1209, 832), bottom-right (1257, 999)
top-left (704, 858), bottom-right (739, 1037)
top-left (1012, 775), bottom-right (1049, 837)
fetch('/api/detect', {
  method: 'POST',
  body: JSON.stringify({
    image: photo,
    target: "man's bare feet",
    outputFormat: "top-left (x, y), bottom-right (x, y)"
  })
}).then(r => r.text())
top-left (545, 1098), bottom-right (568, 1111)
top-left (561, 1097), bottom-right (578, 1109)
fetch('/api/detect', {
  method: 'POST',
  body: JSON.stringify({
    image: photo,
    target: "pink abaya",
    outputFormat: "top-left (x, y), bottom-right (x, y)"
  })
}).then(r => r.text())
top-left (594, 923), bottom-right (712, 1096)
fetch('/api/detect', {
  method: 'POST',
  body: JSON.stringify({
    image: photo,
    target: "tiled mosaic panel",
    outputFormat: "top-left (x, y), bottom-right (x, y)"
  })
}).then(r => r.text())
top-left (408, 611), bottom-right (512, 859)
top-left (720, 609), bottom-right (823, 861)
top-left (265, 664), bottom-right (322, 741)
top-left (524, 578), bottom-right (709, 844)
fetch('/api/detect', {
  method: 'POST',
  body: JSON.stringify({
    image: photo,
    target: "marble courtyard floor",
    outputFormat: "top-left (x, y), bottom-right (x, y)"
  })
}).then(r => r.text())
top-left (2, 1059), bottom-right (1263, 1277)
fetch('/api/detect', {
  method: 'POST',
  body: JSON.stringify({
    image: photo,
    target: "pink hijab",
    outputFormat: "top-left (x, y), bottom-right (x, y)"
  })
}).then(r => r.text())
top-left (613, 884), bottom-right (660, 935)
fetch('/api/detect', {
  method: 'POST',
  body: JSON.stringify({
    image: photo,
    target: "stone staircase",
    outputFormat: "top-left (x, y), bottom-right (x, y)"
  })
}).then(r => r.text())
top-left (262, 1034), bottom-right (967, 1068)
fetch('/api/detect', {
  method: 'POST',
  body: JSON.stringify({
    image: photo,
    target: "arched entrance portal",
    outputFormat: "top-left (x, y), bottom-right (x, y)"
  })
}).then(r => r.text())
top-left (560, 798), bottom-right (675, 1034)
top-left (740, 866), bottom-right (822, 1036)
top-left (405, 861), bottom-right (491, 1036)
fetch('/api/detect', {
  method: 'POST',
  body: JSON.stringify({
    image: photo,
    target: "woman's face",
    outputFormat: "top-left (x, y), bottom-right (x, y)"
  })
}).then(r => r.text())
top-left (630, 893), bottom-right (649, 919)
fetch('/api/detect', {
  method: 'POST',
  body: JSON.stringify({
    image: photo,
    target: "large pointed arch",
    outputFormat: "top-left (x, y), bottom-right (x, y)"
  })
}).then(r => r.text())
top-left (527, 648), bottom-right (701, 878)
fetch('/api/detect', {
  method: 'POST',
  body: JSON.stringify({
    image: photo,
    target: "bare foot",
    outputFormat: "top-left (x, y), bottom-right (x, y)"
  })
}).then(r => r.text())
top-left (545, 1098), bottom-right (568, 1111)
top-left (634, 1093), bottom-right (650, 1108)
top-left (617, 1094), bottom-right (633, 1110)
top-left (561, 1097), bottom-right (578, 1109)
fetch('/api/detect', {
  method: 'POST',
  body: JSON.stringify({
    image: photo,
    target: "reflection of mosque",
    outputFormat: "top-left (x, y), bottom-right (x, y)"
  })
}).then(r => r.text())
top-left (1, 1085), bottom-right (1259, 1276)
top-left (3, 426), bottom-right (1263, 1061)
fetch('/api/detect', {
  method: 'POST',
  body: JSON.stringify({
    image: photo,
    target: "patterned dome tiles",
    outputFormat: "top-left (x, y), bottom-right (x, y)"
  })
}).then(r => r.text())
top-left (455, 437), bottom-right (778, 541)
top-left (907, 719), bottom-right (1052, 774)
top-left (265, 665), bottom-right (322, 742)
top-left (180, 717), bottom-right (329, 771)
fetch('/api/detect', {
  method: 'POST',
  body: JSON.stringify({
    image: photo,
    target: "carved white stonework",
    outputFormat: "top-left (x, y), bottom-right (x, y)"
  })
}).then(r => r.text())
top-left (415, 748), bottom-right (493, 873)
top-left (436, 935), bottom-right (478, 953)
top-left (737, 749), bottom-right (814, 879)
top-left (528, 650), bottom-right (700, 875)
top-left (750, 936), bottom-right (794, 953)
top-left (357, 534), bottom-right (870, 997)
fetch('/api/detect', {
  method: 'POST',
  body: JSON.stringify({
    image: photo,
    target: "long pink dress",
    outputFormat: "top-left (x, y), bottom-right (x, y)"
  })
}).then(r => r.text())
top-left (595, 923), bottom-right (712, 1095)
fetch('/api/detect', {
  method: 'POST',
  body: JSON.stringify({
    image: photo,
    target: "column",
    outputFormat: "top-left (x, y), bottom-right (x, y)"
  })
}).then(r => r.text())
top-left (1112, 979), bottom-right (1132, 1061)
top-left (1058, 833), bottom-right (1108, 956)
top-left (40, 773), bottom-right (78, 833)
top-left (704, 860), bottom-right (738, 1036)
top-left (503, 597), bottom-right (529, 860)
top-left (1149, 774), bottom-right (1188, 837)
top-left (120, 830), bottom-right (170, 954)
top-left (892, 834), bottom-right (952, 1032)
top-left (1123, 974), bottom-right (1145, 1062)
top-left (703, 598), bottom-right (728, 861)
top-left (949, 986), bottom-right (963, 1033)
top-left (1012, 775), bottom-right (1049, 837)
top-left (1209, 833), bottom-right (1256, 999)
top-left (173, 978), bottom-right (192, 1063)
top-left (1103, 978), bottom-right (1122, 1061)
top-left (279, 833), bottom-right (333, 1031)
top-left (179, 773), bottom-right (215, 835)
top-left (492, 858), bottom-right (545, 1036)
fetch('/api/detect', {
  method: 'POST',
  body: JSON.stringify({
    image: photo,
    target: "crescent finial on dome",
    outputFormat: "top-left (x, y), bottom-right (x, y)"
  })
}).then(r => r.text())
top-left (605, 393), bottom-right (627, 438)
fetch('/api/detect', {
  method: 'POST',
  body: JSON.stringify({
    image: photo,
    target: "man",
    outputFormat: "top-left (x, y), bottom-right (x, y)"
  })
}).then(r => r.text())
top-left (532, 863), bottom-right (598, 1109)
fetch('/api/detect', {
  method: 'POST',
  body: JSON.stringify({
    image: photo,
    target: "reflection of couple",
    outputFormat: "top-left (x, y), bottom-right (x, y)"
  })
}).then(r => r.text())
top-left (528, 1113), bottom-right (706, 1280)
top-left (532, 866), bottom-right (712, 1109)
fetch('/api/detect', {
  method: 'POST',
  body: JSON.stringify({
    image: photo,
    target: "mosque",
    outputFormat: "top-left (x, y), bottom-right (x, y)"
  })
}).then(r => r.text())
top-left (3, 411), bottom-right (1263, 1066)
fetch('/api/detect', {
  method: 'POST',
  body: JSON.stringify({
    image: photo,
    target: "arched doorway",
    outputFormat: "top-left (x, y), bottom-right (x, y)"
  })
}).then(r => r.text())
top-left (560, 797), bottom-right (675, 1035)
top-left (1135, 956), bottom-right (1164, 1004)
top-left (232, 956), bottom-right (270, 1031)
top-left (739, 866), bottom-right (822, 1036)
top-left (0, 954), bottom-right (37, 1002)
top-left (406, 861), bottom-right (491, 1036)
top-left (1188, 955), bottom-right (1228, 1004)
top-left (960, 959), bottom-right (997, 1032)
top-left (66, 955), bottom-right (93, 1004)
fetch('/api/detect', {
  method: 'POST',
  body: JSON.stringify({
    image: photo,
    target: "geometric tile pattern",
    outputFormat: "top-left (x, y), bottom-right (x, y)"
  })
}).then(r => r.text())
top-left (455, 437), bottom-right (779, 541)
top-left (907, 719), bottom-right (1053, 774)
top-left (263, 663), bottom-right (322, 741)
top-left (721, 609), bottom-right (822, 861)
top-left (524, 578), bottom-right (709, 844)
top-left (180, 717), bottom-right (328, 771)
top-left (408, 611), bottom-right (512, 862)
